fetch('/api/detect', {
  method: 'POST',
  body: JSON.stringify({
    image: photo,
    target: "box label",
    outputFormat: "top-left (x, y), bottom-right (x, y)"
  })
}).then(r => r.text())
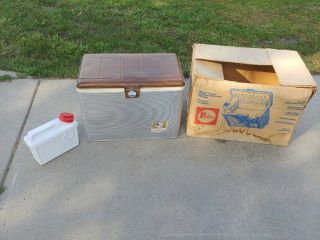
top-left (187, 78), bottom-right (313, 145)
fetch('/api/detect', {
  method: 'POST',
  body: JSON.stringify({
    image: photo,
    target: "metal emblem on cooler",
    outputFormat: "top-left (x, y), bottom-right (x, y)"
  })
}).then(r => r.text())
top-left (151, 121), bottom-right (168, 132)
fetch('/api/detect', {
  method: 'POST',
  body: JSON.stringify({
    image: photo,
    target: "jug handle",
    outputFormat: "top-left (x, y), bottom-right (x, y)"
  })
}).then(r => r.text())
top-left (27, 120), bottom-right (59, 141)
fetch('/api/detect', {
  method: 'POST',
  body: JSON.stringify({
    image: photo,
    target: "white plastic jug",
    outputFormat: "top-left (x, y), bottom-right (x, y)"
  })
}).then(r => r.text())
top-left (24, 113), bottom-right (79, 165)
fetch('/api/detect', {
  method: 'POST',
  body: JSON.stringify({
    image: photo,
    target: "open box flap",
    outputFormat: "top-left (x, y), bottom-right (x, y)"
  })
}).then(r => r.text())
top-left (193, 44), bottom-right (272, 66)
top-left (193, 44), bottom-right (317, 88)
top-left (266, 49), bottom-right (317, 87)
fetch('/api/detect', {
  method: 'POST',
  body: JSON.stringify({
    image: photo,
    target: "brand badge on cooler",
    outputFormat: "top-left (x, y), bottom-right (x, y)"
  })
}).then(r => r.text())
top-left (195, 107), bottom-right (220, 125)
top-left (151, 121), bottom-right (168, 132)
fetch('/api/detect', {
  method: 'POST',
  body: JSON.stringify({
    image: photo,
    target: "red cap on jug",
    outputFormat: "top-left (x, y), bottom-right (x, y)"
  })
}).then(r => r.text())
top-left (59, 113), bottom-right (74, 123)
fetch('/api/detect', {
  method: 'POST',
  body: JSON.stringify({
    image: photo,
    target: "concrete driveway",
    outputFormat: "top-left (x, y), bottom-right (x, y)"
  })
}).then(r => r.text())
top-left (0, 77), bottom-right (319, 240)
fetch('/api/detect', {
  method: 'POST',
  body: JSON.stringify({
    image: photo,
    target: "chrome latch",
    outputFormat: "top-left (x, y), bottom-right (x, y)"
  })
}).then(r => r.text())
top-left (125, 87), bottom-right (140, 98)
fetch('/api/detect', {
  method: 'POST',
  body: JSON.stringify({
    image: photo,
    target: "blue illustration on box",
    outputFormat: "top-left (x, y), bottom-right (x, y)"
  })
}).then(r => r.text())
top-left (222, 89), bottom-right (273, 129)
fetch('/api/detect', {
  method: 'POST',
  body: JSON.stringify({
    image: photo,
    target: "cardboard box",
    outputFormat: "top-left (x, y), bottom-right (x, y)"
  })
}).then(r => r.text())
top-left (187, 44), bottom-right (317, 146)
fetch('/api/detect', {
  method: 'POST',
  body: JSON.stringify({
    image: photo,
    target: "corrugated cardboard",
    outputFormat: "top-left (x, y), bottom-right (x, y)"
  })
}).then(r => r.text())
top-left (187, 44), bottom-right (317, 146)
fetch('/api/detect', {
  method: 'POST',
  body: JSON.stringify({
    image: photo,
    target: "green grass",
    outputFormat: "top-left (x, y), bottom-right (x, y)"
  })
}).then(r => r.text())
top-left (0, 186), bottom-right (5, 195)
top-left (0, 0), bottom-right (319, 78)
top-left (0, 74), bottom-right (14, 81)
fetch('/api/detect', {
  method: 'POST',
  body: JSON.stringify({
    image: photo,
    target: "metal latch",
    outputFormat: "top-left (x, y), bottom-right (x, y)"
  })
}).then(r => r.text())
top-left (125, 87), bottom-right (140, 98)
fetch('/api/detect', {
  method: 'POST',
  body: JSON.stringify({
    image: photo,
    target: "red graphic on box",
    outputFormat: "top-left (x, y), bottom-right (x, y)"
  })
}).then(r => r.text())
top-left (194, 107), bottom-right (220, 125)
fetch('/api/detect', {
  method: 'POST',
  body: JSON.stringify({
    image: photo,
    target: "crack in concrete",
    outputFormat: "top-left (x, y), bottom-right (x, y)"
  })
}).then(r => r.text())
top-left (0, 80), bottom-right (41, 189)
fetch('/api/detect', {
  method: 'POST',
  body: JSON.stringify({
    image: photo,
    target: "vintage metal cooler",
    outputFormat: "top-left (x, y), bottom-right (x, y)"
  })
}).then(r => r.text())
top-left (77, 53), bottom-right (185, 141)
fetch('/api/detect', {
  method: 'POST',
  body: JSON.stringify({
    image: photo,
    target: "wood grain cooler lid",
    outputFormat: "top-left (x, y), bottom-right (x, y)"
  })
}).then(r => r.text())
top-left (77, 53), bottom-right (185, 88)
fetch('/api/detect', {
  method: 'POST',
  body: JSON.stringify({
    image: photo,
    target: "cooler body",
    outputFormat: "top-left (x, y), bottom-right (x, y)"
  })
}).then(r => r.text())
top-left (77, 53), bottom-right (185, 141)
top-left (78, 87), bottom-right (184, 141)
